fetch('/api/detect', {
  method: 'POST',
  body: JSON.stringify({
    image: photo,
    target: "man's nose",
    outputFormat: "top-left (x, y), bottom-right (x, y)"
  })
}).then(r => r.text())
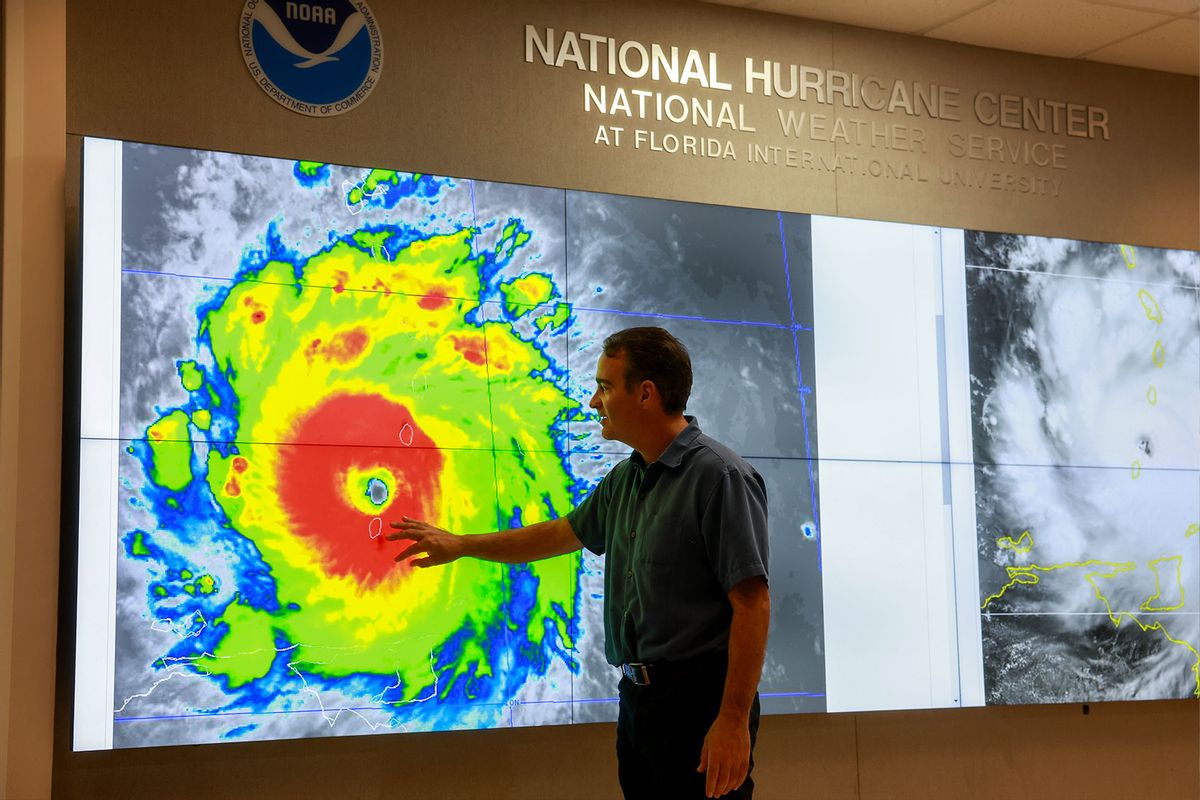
top-left (588, 393), bottom-right (600, 409)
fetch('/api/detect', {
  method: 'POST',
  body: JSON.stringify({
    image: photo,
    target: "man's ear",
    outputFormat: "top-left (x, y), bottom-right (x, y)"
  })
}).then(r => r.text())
top-left (638, 380), bottom-right (658, 408)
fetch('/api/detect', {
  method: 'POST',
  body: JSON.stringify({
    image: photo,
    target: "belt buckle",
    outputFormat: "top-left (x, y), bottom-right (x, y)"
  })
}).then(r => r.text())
top-left (622, 662), bottom-right (651, 686)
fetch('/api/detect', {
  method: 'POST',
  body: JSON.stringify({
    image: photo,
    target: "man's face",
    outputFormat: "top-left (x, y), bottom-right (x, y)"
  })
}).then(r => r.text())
top-left (589, 352), bottom-right (640, 443)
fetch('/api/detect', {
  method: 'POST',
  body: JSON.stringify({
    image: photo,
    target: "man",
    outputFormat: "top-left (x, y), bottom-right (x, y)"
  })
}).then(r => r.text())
top-left (388, 326), bottom-right (770, 799)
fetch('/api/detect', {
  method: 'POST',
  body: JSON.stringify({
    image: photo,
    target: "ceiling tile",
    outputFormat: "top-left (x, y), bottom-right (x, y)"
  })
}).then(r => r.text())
top-left (925, 0), bottom-right (1172, 57)
top-left (713, 0), bottom-right (998, 34)
top-left (701, 0), bottom-right (1197, 74)
top-left (1085, 16), bottom-right (1200, 73)
top-left (1086, 0), bottom-right (1199, 14)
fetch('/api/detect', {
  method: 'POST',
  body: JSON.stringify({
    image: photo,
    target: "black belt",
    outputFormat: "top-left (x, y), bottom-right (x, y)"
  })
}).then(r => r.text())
top-left (619, 650), bottom-right (727, 686)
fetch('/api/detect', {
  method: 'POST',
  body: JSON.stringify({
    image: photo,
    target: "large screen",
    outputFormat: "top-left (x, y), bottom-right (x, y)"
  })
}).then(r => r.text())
top-left (966, 234), bottom-right (1199, 703)
top-left (70, 138), bottom-right (1198, 751)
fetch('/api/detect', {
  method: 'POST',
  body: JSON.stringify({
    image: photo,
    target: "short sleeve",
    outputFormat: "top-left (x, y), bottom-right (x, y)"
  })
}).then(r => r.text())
top-left (699, 466), bottom-right (769, 593)
top-left (566, 470), bottom-right (613, 556)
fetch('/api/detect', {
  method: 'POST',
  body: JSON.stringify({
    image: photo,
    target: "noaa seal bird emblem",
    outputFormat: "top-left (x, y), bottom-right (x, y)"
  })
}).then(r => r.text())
top-left (239, 0), bottom-right (383, 116)
top-left (252, 2), bottom-right (368, 68)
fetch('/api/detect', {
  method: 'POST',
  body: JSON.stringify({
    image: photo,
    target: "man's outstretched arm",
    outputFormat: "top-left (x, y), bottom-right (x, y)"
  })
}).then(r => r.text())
top-left (697, 575), bottom-right (771, 799)
top-left (386, 516), bottom-right (582, 567)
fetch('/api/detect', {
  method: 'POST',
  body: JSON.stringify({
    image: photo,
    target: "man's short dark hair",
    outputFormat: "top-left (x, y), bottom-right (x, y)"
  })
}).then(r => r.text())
top-left (602, 327), bottom-right (692, 415)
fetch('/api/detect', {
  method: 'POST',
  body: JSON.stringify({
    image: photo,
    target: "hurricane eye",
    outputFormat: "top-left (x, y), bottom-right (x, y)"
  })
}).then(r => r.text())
top-left (366, 477), bottom-right (389, 505)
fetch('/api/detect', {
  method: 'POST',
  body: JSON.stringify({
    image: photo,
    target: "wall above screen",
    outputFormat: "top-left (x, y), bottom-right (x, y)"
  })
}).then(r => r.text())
top-left (68, 1), bottom-right (1198, 250)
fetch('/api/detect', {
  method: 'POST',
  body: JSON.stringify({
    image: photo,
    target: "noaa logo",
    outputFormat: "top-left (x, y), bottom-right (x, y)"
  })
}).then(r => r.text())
top-left (240, 0), bottom-right (383, 117)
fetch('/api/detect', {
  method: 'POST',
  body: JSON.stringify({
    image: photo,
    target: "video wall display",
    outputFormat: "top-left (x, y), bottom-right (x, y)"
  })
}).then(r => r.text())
top-left (74, 139), bottom-right (824, 749)
top-left (72, 137), bottom-right (1198, 751)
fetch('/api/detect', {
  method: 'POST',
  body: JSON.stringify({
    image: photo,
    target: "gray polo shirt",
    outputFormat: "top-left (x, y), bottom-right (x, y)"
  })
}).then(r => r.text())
top-left (567, 418), bottom-right (769, 666)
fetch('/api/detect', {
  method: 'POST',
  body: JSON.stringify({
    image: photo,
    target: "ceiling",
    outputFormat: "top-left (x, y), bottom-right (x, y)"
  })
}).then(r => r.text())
top-left (701, 0), bottom-right (1200, 76)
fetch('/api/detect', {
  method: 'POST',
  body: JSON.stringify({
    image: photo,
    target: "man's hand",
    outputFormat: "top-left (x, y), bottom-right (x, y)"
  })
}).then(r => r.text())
top-left (386, 516), bottom-right (581, 567)
top-left (696, 575), bottom-right (769, 797)
top-left (697, 711), bottom-right (751, 798)
top-left (386, 517), bottom-right (465, 567)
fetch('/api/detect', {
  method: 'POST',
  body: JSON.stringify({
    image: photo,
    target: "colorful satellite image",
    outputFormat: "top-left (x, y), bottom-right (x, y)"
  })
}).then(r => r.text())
top-left (104, 143), bottom-right (824, 746)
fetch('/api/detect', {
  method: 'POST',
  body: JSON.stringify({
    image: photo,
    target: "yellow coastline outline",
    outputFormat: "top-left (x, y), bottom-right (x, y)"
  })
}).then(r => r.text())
top-left (996, 530), bottom-right (1033, 554)
top-left (1119, 244), bottom-right (1137, 270)
top-left (983, 534), bottom-right (1199, 696)
top-left (1140, 556), bottom-right (1185, 612)
top-left (1136, 288), bottom-right (1162, 324)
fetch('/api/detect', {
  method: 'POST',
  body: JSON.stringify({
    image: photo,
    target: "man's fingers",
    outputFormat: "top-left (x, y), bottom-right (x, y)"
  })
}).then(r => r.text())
top-left (711, 754), bottom-right (741, 798)
top-left (696, 739), bottom-right (708, 772)
top-left (386, 517), bottom-right (434, 541)
top-left (730, 761), bottom-right (748, 794)
top-left (705, 754), bottom-right (720, 797)
top-left (387, 518), bottom-right (460, 568)
top-left (710, 762), bottom-right (729, 796)
top-left (385, 528), bottom-right (429, 542)
top-left (393, 543), bottom-right (429, 562)
top-left (388, 516), bottom-right (432, 527)
top-left (716, 766), bottom-right (732, 798)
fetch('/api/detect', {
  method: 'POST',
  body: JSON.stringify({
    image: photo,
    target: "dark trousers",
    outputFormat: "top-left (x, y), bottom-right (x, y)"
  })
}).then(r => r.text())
top-left (616, 654), bottom-right (760, 800)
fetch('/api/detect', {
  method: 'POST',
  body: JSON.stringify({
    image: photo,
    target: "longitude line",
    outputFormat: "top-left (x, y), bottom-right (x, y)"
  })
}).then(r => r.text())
top-left (778, 212), bottom-right (822, 570)
top-left (470, 180), bottom-right (512, 716)
top-left (563, 189), bottom-right (576, 725)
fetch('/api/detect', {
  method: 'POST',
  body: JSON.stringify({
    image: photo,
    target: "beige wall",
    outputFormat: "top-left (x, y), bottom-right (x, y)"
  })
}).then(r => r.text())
top-left (67, 0), bottom-right (1199, 249)
top-left (1, 0), bottom-right (1197, 798)
top-left (2, 1), bottom-right (66, 798)
top-left (42, 700), bottom-right (1200, 799)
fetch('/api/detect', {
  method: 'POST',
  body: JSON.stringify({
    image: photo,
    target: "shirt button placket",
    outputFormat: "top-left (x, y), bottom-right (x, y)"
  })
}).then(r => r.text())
top-left (628, 528), bottom-right (636, 580)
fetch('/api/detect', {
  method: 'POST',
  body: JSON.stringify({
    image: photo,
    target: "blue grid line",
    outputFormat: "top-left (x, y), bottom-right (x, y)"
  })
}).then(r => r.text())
top-left (114, 690), bottom-right (825, 722)
top-left (468, 178), bottom-right (514, 694)
top-left (121, 267), bottom-right (481, 304)
top-left (563, 189), bottom-right (578, 724)
top-left (469, 179), bottom-right (479, 251)
top-left (85, 435), bottom-right (1196, 474)
top-left (501, 697), bottom-right (615, 705)
top-left (114, 700), bottom-right (590, 723)
top-left (112, 699), bottom-right (608, 723)
top-left (573, 305), bottom-right (792, 329)
top-left (123, 267), bottom-right (236, 282)
top-left (121, 267), bottom-right (814, 335)
top-left (778, 212), bottom-right (822, 569)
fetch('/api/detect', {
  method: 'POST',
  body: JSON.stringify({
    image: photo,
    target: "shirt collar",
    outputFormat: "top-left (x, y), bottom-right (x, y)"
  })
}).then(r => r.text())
top-left (632, 416), bottom-right (702, 470)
